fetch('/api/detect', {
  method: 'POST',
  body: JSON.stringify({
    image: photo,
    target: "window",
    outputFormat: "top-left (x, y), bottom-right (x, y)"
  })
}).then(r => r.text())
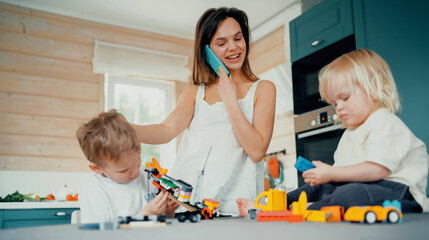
top-left (106, 74), bottom-right (176, 167)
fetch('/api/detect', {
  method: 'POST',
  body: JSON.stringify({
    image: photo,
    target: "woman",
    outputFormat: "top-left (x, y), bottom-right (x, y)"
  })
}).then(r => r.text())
top-left (132, 7), bottom-right (276, 216)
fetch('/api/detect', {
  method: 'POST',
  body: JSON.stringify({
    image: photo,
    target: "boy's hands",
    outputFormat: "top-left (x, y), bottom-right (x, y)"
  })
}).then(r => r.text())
top-left (302, 161), bottom-right (333, 186)
top-left (141, 190), bottom-right (169, 216)
top-left (166, 198), bottom-right (180, 218)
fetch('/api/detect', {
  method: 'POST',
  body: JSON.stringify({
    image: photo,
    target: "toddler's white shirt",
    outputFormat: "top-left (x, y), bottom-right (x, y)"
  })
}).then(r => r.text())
top-left (334, 108), bottom-right (429, 212)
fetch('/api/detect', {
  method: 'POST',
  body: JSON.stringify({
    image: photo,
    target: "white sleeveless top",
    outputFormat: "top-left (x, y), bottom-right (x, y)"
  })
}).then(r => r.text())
top-left (169, 80), bottom-right (264, 216)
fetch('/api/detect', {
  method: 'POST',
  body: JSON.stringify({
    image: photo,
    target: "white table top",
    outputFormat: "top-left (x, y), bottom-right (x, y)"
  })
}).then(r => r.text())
top-left (1, 214), bottom-right (429, 240)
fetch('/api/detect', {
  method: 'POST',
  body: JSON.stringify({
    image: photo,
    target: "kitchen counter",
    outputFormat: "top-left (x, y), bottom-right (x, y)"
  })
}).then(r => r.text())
top-left (1, 214), bottom-right (429, 240)
top-left (0, 201), bottom-right (79, 209)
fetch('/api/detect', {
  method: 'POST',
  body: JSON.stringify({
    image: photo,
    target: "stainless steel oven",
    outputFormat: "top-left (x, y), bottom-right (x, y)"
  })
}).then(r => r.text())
top-left (294, 105), bottom-right (344, 186)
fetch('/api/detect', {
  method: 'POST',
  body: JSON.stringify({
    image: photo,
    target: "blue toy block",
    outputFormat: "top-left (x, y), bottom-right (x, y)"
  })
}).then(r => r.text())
top-left (294, 156), bottom-right (315, 172)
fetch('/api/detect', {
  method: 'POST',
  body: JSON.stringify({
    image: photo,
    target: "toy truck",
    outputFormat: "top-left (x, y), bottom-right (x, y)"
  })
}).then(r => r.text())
top-left (344, 200), bottom-right (402, 224)
top-left (248, 189), bottom-right (304, 223)
top-left (145, 158), bottom-right (219, 223)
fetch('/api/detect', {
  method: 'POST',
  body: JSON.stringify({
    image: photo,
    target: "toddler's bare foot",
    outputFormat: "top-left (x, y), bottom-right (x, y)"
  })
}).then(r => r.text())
top-left (236, 198), bottom-right (255, 217)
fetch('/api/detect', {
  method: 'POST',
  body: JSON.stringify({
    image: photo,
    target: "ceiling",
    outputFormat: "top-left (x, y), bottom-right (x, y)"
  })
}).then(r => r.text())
top-left (1, 0), bottom-right (299, 40)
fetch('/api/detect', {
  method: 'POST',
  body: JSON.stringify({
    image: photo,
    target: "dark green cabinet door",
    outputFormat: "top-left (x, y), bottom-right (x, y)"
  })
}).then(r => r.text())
top-left (290, 0), bottom-right (354, 62)
top-left (354, 0), bottom-right (429, 148)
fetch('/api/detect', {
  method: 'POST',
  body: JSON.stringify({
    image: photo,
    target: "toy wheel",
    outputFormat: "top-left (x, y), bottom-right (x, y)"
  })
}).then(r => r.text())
top-left (177, 213), bottom-right (187, 222)
top-left (189, 213), bottom-right (200, 223)
top-left (364, 211), bottom-right (377, 224)
top-left (387, 210), bottom-right (399, 223)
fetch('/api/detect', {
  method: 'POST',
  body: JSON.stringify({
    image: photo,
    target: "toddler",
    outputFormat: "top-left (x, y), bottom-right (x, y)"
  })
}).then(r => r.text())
top-left (238, 49), bottom-right (429, 215)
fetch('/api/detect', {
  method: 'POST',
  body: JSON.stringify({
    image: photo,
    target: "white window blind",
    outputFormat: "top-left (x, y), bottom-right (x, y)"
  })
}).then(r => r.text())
top-left (93, 40), bottom-right (191, 81)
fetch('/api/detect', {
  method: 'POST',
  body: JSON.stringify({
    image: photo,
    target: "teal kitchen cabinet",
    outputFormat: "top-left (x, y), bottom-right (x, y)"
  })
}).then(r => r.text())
top-left (0, 202), bottom-right (79, 229)
top-left (290, 0), bottom-right (354, 62)
top-left (0, 208), bottom-right (78, 229)
top-left (353, 0), bottom-right (429, 151)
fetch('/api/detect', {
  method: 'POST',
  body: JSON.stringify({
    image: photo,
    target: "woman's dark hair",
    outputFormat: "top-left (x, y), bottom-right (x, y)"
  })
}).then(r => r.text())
top-left (193, 7), bottom-right (258, 86)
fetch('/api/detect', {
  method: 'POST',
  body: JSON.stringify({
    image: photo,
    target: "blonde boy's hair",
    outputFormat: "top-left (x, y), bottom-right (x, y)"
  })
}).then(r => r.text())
top-left (319, 49), bottom-right (400, 114)
top-left (76, 109), bottom-right (140, 167)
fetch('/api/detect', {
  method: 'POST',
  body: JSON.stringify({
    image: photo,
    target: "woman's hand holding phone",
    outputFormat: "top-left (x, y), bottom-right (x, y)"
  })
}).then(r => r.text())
top-left (217, 66), bottom-right (237, 107)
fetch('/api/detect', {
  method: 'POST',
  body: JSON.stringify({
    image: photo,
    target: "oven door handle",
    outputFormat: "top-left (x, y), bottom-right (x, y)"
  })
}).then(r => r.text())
top-left (297, 124), bottom-right (343, 139)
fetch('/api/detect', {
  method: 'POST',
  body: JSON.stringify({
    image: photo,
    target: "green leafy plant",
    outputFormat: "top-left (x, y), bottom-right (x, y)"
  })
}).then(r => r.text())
top-left (0, 191), bottom-right (40, 202)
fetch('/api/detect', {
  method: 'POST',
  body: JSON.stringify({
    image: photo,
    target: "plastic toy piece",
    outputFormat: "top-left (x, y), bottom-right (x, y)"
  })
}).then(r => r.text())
top-left (201, 199), bottom-right (219, 219)
top-left (151, 158), bottom-right (168, 175)
top-left (344, 200), bottom-right (402, 224)
top-left (255, 189), bottom-right (287, 212)
top-left (294, 156), bottom-right (315, 172)
top-left (144, 158), bottom-right (220, 223)
top-left (291, 191), bottom-right (328, 223)
top-left (256, 210), bottom-right (304, 223)
top-left (305, 210), bottom-right (327, 223)
top-left (251, 189), bottom-right (304, 223)
top-left (321, 206), bottom-right (344, 222)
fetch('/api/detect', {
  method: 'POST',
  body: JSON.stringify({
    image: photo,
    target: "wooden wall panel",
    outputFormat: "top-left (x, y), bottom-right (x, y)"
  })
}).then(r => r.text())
top-left (0, 72), bottom-right (99, 101)
top-left (0, 51), bottom-right (98, 83)
top-left (0, 156), bottom-right (88, 172)
top-left (249, 26), bottom-right (286, 75)
top-left (0, 7), bottom-right (193, 56)
top-left (0, 92), bottom-right (98, 119)
top-left (0, 2), bottom-right (194, 172)
top-left (0, 113), bottom-right (82, 138)
top-left (0, 134), bottom-right (84, 158)
top-left (0, 30), bottom-right (93, 63)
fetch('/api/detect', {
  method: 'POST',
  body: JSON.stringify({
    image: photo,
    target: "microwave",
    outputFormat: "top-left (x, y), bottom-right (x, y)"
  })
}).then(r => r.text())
top-left (292, 35), bottom-right (356, 115)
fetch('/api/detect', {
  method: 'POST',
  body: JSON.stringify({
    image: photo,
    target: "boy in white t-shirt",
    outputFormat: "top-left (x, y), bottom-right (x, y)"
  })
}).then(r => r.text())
top-left (76, 110), bottom-right (179, 223)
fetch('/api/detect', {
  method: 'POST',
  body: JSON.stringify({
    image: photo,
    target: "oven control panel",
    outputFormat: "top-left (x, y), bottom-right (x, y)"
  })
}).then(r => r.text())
top-left (295, 105), bottom-right (338, 133)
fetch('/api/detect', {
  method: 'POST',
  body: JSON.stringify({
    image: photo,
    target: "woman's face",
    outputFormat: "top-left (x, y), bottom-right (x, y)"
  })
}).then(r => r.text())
top-left (209, 17), bottom-right (247, 72)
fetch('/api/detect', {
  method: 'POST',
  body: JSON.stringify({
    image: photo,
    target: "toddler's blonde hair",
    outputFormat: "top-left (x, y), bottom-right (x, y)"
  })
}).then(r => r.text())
top-left (319, 49), bottom-right (400, 114)
top-left (76, 109), bottom-right (140, 167)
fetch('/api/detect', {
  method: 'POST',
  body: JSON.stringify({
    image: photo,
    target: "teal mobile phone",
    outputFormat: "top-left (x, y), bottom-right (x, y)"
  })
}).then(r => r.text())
top-left (205, 45), bottom-right (230, 77)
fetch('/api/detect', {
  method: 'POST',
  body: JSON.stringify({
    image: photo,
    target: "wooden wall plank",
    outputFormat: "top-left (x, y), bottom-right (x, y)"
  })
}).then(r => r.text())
top-left (250, 26), bottom-right (285, 59)
top-left (0, 155), bottom-right (89, 172)
top-left (0, 134), bottom-right (84, 158)
top-left (249, 26), bottom-right (286, 75)
top-left (251, 44), bottom-right (286, 75)
top-left (0, 113), bottom-right (82, 138)
top-left (0, 30), bottom-right (93, 63)
top-left (0, 71), bottom-right (98, 101)
top-left (0, 51), bottom-right (99, 83)
top-left (0, 7), bottom-right (193, 57)
top-left (0, 92), bottom-right (98, 119)
top-left (0, 3), bottom-right (194, 46)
